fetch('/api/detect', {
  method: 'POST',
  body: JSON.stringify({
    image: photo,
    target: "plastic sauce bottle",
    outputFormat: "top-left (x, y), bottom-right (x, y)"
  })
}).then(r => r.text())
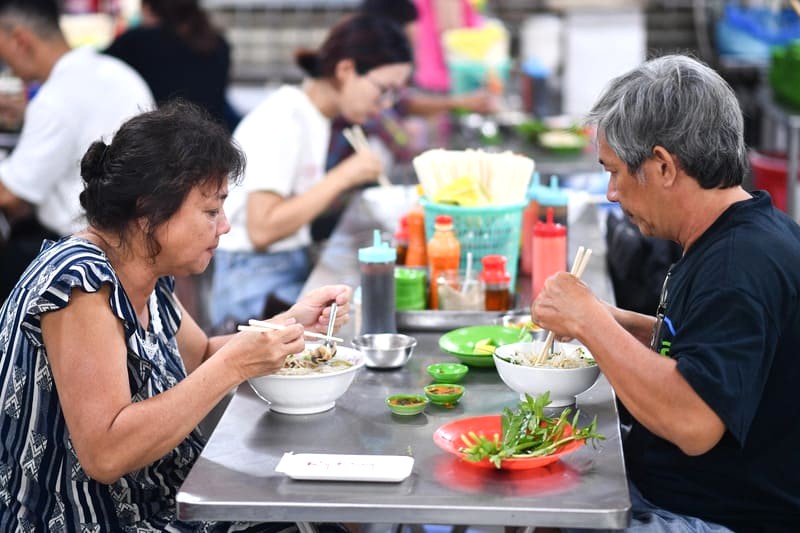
top-left (359, 229), bottom-right (397, 334)
top-left (521, 172), bottom-right (544, 275)
top-left (427, 215), bottom-right (461, 311)
top-left (532, 207), bottom-right (567, 299)
top-left (393, 214), bottom-right (409, 266)
top-left (479, 255), bottom-right (511, 311)
top-left (404, 205), bottom-right (427, 268)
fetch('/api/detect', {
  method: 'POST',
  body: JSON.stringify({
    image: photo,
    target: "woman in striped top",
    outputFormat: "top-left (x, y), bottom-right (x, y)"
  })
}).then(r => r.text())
top-left (0, 100), bottom-right (351, 531)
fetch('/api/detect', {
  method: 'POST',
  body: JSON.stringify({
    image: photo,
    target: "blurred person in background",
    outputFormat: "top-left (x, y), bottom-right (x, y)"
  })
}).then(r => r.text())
top-left (413, 0), bottom-right (481, 93)
top-left (210, 14), bottom-right (412, 331)
top-left (316, 0), bottom-right (494, 241)
top-left (0, 100), bottom-right (350, 531)
top-left (532, 55), bottom-right (800, 532)
top-left (0, 0), bottom-right (153, 304)
top-left (105, 0), bottom-right (240, 132)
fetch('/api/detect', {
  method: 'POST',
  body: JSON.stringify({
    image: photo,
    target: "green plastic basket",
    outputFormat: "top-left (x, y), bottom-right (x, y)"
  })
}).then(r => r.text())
top-left (421, 199), bottom-right (526, 287)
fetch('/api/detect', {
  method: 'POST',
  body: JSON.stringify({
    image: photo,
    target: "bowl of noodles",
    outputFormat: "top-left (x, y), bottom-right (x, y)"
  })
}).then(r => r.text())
top-left (493, 341), bottom-right (600, 407)
top-left (248, 344), bottom-right (365, 414)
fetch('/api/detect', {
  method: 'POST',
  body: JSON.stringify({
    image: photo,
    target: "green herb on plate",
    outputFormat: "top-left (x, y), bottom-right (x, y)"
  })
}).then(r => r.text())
top-left (459, 392), bottom-right (605, 468)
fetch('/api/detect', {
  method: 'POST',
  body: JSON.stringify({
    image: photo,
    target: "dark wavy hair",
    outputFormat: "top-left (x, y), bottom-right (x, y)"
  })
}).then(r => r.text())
top-left (79, 100), bottom-right (245, 260)
top-left (295, 13), bottom-right (412, 80)
top-left (143, 0), bottom-right (218, 54)
top-left (360, 0), bottom-right (418, 26)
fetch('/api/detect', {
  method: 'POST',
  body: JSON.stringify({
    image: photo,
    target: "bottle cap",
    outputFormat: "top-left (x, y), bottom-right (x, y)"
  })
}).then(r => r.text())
top-left (478, 255), bottom-right (511, 284)
top-left (536, 176), bottom-right (569, 207)
top-left (394, 215), bottom-right (409, 241)
top-left (434, 215), bottom-right (454, 229)
top-left (522, 57), bottom-right (550, 79)
top-left (526, 171), bottom-right (546, 201)
top-left (358, 229), bottom-right (397, 263)
top-left (534, 207), bottom-right (566, 237)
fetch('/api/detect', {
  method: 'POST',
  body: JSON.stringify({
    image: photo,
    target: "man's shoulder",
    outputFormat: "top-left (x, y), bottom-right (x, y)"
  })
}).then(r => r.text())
top-left (44, 48), bottom-right (153, 107)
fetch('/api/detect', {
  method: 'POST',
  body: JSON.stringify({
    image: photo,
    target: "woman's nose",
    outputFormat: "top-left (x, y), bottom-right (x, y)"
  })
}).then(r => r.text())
top-left (218, 211), bottom-right (231, 235)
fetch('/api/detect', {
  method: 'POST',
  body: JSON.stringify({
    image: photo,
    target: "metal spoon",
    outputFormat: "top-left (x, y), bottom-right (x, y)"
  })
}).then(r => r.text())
top-left (314, 302), bottom-right (338, 362)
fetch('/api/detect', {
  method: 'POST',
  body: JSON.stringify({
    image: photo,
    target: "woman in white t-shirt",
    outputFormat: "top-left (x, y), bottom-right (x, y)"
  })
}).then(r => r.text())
top-left (211, 14), bottom-right (412, 329)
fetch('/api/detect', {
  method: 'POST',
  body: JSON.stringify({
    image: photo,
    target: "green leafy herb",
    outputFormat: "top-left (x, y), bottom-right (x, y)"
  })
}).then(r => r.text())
top-left (459, 392), bottom-right (605, 468)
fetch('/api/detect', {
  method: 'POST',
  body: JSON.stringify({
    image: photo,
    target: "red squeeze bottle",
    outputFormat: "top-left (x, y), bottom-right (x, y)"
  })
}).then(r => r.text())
top-left (532, 207), bottom-right (567, 299)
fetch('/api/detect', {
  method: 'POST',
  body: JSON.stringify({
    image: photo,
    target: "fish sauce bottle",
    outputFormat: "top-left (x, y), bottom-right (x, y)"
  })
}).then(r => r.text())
top-left (359, 229), bottom-right (397, 334)
top-left (480, 255), bottom-right (512, 311)
top-left (427, 215), bottom-right (461, 311)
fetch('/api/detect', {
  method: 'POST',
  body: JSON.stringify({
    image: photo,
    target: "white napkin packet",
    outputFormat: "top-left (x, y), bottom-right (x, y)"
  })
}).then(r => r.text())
top-left (275, 452), bottom-right (414, 482)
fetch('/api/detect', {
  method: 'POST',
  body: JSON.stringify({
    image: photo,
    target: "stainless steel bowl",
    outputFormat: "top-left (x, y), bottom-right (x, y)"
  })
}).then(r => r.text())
top-left (493, 311), bottom-right (548, 341)
top-left (352, 333), bottom-right (417, 369)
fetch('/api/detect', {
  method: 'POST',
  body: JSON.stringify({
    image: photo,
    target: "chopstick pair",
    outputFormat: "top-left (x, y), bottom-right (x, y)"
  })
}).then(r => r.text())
top-left (342, 125), bottom-right (392, 188)
top-left (535, 246), bottom-right (593, 365)
top-left (237, 319), bottom-right (343, 343)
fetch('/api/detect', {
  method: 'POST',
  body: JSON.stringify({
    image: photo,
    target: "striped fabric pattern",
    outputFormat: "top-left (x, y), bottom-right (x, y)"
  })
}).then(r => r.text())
top-left (0, 237), bottom-right (254, 532)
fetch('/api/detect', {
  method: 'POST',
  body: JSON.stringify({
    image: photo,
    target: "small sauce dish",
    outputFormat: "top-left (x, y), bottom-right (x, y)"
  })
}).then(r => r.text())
top-left (386, 394), bottom-right (429, 415)
top-left (426, 363), bottom-right (469, 383)
top-left (424, 384), bottom-right (465, 407)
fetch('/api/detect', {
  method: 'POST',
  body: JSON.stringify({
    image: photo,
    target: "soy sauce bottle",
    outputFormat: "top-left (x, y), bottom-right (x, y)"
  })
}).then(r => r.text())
top-left (359, 229), bottom-right (397, 334)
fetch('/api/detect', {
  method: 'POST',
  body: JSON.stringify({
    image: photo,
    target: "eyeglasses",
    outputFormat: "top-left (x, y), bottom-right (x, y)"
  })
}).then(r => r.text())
top-left (365, 76), bottom-right (400, 106)
top-left (649, 267), bottom-right (673, 352)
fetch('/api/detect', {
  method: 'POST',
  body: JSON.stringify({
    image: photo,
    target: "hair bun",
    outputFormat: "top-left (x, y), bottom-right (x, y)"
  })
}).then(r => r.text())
top-left (80, 140), bottom-right (109, 186)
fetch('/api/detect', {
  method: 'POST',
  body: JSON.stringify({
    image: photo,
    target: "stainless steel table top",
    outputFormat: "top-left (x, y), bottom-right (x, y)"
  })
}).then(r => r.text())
top-left (177, 192), bottom-right (630, 529)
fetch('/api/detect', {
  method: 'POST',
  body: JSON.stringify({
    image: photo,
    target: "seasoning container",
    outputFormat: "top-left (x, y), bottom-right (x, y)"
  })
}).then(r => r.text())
top-left (359, 229), bottom-right (397, 334)
top-left (532, 207), bottom-right (566, 299)
top-left (393, 215), bottom-right (409, 266)
top-left (395, 267), bottom-right (426, 311)
top-left (436, 270), bottom-right (483, 311)
top-left (404, 205), bottom-right (427, 268)
top-left (427, 215), bottom-right (461, 310)
top-left (521, 172), bottom-right (545, 275)
top-left (479, 255), bottom-right (512, 311)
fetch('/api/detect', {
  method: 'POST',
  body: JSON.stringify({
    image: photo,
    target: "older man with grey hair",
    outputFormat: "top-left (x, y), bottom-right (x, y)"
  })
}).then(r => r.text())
top-left (0, 0), bottom-right (153, 303)
top-left (532, 55), bottom-right (800, 532)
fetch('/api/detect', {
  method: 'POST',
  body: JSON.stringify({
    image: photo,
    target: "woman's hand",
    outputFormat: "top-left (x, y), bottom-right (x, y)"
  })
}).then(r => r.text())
top-left (221, 323), bottom-right (305, 381)
top-left (286, 284), bottom-right (352, 334)
top-left (452, 89), bottom-right (496, 115)
top-left (338, 150), bottom-right (383, 188)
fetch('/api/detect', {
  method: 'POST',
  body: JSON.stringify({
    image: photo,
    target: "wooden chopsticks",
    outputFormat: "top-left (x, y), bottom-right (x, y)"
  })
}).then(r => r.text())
top-left (342, 125), bottom-right (392, 188)
top-left (534, 246), bottom-right (593, 365)
top-left (238, 319), bottom-right (344, 343)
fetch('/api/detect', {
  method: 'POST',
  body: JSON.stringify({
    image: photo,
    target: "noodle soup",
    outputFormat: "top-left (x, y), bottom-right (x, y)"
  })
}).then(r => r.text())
top-left (249, 345), bottom-right (365, 414)
top-left (493, 341), bottom-right (601, 407)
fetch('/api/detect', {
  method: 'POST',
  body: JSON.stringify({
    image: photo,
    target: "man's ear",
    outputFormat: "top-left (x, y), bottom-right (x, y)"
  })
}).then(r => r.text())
top-left (651, 145), bottom-right (679, 188)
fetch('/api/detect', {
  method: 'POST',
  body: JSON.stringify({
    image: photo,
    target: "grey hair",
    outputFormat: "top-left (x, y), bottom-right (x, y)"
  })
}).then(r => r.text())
top-left (0, 6), bottom-right (62, 40)
top-left (586, 55), bottom-right (748, 189)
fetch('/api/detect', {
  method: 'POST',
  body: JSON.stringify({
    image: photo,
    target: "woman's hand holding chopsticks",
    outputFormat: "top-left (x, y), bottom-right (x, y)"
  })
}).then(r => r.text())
top-left (342, 125), bottom-right (392, 188)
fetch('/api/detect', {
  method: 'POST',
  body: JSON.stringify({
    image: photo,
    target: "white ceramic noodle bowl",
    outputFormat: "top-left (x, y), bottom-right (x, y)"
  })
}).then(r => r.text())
top-left (248, 344), bottom-right (365, 414)
top-left (493, 341), bottom-right (601, 407)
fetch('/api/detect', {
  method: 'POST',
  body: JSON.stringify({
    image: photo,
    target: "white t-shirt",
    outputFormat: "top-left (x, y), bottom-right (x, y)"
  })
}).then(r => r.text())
top-left (0, 47), bottom-right (154, 235)
top-left (221, 85), bottom-right (331, 253)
